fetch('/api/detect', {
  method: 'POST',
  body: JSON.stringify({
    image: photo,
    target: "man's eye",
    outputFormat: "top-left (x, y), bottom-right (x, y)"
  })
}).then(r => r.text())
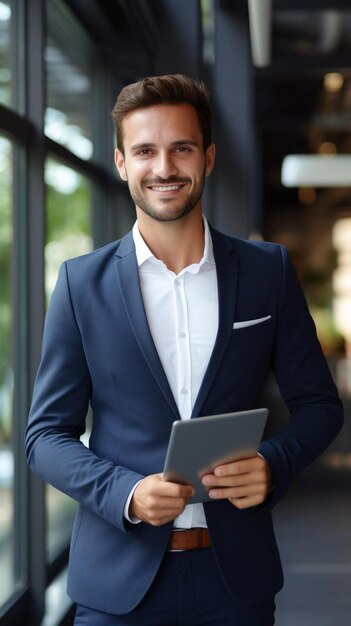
top-left (137, 149), bottom-right (152, 156)
top-left (175, 146), bottom-right (191, 153)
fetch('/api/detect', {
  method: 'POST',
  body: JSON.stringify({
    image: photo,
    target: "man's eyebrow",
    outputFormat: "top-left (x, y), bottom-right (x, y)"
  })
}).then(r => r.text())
top-left (171, 140), bottom-right (199, 147)
top-left (130, 142), bottom-right (156, 151)
top-left (130, 140), bottom-right (199, 151)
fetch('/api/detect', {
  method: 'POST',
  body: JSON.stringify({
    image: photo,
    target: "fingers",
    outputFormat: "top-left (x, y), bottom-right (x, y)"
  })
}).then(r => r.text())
top-left (206, 482), bottom-right (268, 505)
top-left (213, 456), bottom-right (268, 478)
top-left (130, 474), bottom-right (194, 526)
top-left (228, 493), bottom-right (268, 509)
top-left (201, 455), bottom-right (272, 509)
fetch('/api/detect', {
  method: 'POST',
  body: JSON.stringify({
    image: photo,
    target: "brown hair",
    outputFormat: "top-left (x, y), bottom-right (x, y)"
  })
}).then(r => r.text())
top-left (112, 74), bottom-right (212, 153)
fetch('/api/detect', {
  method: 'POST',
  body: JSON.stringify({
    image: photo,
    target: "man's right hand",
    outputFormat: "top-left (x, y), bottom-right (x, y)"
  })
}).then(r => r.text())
top-left (129, 473), bottom-right (194, 526)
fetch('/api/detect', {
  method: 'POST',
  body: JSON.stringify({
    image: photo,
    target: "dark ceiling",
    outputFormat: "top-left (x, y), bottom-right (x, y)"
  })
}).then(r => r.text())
top-left (254, 1), bottom-right (351, 223)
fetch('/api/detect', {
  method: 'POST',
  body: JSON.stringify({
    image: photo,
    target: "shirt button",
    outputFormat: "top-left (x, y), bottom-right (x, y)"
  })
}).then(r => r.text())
top-left (179, 331), bottom-right (186, 338)
top-left (181, 388), bottom-right (188, 395)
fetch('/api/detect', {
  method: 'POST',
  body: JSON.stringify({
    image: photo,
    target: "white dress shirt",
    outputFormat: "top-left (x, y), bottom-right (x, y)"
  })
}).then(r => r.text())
top-left (125, 217), bottom-right (218, 528)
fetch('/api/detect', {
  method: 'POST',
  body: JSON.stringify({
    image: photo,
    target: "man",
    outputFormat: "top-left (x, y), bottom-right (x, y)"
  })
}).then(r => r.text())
top-left (25, 74), bottom-right (343, 626)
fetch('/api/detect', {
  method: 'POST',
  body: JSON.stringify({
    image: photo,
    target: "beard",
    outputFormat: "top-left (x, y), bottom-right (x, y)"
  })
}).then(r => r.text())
top-left (127, 171), bottom-right (206, 223)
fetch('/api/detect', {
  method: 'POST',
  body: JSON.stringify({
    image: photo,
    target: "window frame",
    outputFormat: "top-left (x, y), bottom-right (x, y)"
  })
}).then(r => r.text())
top-left (0, 0), bottom-right (131, 623)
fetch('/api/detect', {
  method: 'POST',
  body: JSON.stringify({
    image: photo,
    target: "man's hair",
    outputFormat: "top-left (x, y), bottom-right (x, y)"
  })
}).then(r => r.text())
top-left (112, 73), bottom-right (212, 153)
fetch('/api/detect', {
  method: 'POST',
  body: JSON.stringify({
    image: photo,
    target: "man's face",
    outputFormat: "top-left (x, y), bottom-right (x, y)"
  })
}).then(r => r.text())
top-left (114, 104), bottom-right (215, 223)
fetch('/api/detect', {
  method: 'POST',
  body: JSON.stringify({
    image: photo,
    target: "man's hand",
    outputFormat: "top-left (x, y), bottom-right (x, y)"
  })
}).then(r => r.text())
top-left (130, 473), bottom-right (194, 526)
top-left (201, 455), bottom-right (272, 509)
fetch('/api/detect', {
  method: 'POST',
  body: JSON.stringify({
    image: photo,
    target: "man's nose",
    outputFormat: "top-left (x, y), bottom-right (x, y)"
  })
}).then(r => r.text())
top-left (153, 152), bottom-right (177, 178)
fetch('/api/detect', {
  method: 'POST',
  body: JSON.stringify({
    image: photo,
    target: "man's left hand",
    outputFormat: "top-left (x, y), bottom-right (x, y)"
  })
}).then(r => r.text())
top-left (201, 455), bottom-right (272, 509)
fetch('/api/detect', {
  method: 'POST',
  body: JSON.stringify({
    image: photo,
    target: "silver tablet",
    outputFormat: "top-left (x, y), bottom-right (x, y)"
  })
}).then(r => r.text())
top-left (163, 408), bottom-right (268, 504)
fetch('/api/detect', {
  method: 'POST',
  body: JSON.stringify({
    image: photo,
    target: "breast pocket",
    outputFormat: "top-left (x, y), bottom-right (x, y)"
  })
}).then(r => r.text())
top-left (233, 315), bottom-right (272, 330)
top-left (231, 316), bottom-right (274, 348)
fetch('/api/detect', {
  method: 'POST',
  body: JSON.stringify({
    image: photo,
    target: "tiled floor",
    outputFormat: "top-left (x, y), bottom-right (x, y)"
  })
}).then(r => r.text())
top-left (274, 476), bottom-right (351, 625)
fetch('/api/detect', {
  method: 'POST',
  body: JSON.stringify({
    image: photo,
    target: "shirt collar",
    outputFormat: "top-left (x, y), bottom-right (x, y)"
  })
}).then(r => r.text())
top-left (132, 216), bottom-right (215, 271)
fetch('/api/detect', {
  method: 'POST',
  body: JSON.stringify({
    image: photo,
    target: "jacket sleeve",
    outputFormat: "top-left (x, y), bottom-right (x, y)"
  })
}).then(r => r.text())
top-left (25, 262), bottom-right (144, 531)
top-left (259, 245), bottom-right (344, 508)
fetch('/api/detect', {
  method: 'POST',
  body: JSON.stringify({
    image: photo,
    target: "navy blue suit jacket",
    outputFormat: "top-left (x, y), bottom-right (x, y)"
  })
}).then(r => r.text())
top-left (25, 226), bottom-right (343, 614)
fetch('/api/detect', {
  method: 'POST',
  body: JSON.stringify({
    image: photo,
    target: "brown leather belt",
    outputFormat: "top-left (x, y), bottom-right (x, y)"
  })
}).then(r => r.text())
top-left (167, 528), bottom-right (211, 551)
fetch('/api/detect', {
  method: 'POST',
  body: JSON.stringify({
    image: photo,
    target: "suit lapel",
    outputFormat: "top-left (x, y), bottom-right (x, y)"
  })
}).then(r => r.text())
top-left (115, 232), bottom-right (179, 420)
top-left (192, 228), bottom-right (238, 417)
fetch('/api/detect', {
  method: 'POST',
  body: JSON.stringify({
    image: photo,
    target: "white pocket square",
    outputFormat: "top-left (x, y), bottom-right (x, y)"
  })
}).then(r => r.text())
top-left (233, 315), bottom-right (272, 330)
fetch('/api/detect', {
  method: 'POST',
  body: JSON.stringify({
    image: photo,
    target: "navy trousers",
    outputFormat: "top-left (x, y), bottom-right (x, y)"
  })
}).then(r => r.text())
top-left (74, 548), bottom-right (276, 626)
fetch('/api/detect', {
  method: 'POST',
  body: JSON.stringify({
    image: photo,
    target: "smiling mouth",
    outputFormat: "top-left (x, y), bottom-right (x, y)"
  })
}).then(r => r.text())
top-left (150, 184), bottom-right (185, 192)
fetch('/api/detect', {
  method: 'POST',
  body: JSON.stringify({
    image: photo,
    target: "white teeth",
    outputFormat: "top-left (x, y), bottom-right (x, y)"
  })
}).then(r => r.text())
top-left (152, 185), bottom-right (181, 192)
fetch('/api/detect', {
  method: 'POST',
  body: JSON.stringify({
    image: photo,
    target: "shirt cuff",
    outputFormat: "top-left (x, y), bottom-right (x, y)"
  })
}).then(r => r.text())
top-left (124, 480), bottom-right (143, 524)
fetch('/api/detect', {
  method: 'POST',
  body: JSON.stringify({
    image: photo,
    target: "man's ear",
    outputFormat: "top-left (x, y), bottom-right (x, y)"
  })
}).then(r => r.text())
top-left (205, 143), bottom-right (215, 176)
top-left (114, 148), bottom-right (128, 181)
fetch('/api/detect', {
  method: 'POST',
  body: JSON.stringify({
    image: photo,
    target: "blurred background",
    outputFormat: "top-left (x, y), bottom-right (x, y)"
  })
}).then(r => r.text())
top-left (0, 1), bottom-right (351, 624)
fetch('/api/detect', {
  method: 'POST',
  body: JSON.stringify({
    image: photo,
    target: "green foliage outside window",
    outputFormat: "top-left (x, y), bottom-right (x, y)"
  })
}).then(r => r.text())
top-left (45, 159), bottom-right (93, 301)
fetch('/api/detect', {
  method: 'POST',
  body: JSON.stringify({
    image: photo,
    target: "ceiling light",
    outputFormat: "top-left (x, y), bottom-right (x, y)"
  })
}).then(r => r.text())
top-left (324, 72), bottom-right (344, 93)
top-left (248, 0), bottom-right (272, 67)
top-left (319, 142), bottom-right (337, 155)
top-left (282, 154), bottom-right (351, 187)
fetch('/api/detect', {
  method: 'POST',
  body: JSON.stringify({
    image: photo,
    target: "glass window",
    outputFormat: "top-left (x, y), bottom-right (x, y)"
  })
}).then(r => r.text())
top-left (201, 0), bottom-right (215, 65)
top-left (45, 0), bottom-right (94, 160)
top-left (46, 484), bottom-right (77, 560)
top-left (45, 158), bottom-right (93, 300)
top-left (45, 157), bottom-right (93, 559)
top-left (0, 135), bottom-right (15, 605)
top-left (0, 1), bottom-right (12, 107)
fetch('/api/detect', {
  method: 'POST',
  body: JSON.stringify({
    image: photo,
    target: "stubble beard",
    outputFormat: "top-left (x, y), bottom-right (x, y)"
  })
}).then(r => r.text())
top-left (128, 172), bottom-right (206, 223)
